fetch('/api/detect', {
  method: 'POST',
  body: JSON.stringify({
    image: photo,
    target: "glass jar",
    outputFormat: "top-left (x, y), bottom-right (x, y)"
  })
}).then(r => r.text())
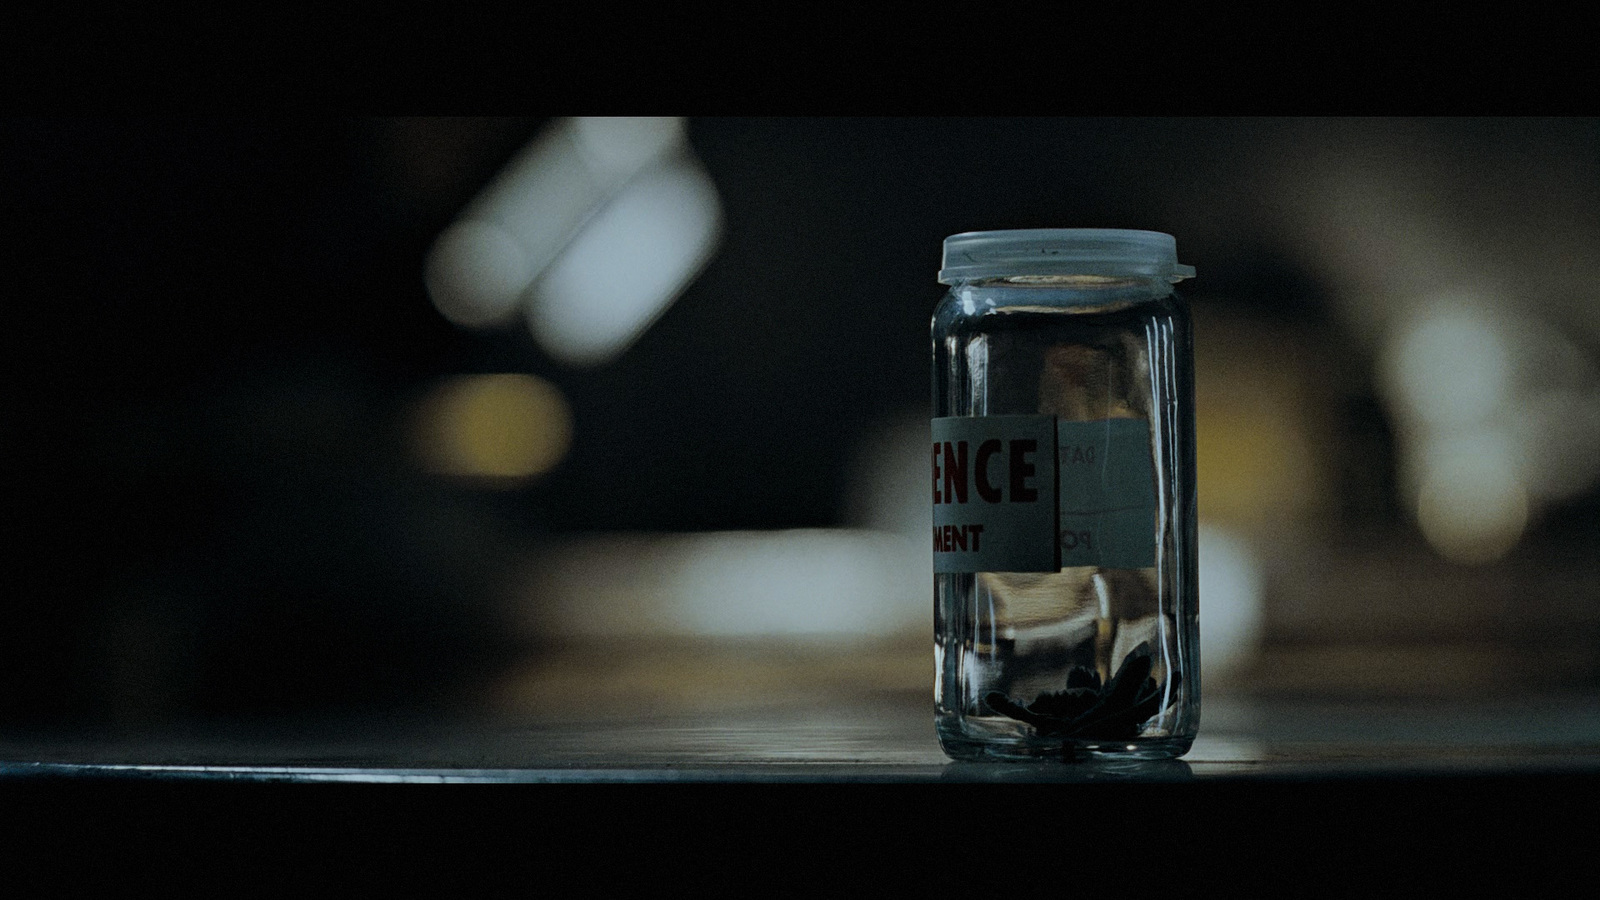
top-left (932, 229), bottom-right (1199, 761)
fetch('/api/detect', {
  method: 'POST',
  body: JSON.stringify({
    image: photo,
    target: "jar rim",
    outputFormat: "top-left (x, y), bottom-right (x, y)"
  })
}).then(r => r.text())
top-left (939, 228), bottom-right (1195, 285)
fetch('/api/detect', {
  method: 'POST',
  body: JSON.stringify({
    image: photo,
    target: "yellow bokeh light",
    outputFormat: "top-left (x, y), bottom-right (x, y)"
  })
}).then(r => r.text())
top-left (412, 374), bottom-right (573, 483)
top-left (1192, 317), bottom-right (1330, 534)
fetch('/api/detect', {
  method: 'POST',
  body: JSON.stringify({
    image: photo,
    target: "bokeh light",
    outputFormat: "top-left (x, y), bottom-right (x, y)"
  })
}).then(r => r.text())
top-left (1383, 303), bottom-right (1512, 428)
top-left (1198, 524), bottom-right (1265, 681)
top-left (525, 157), bottom-right (721, 366)
top-left (411, 374), bottom-right (573, 483)
top-left (524, 529), bottom-right (924, 641)
top-left (1415, 430), bottom-right (1529, 564)
top-left (423, 219), bottom-right (533, 328)
top-left (422, 117), bottom-right (719, 368)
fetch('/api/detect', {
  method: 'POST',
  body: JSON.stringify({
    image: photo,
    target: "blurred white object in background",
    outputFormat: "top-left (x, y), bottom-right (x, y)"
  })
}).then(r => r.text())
top-left (424, 117), bottom-right (721, 366)
top-left (1379, 297), bottom-right (1600, 563)
top-left (522, 529), bottom-right (925, 642)
top-left (520, 412), bottom-right (936, 644)
top-left (525, 157), bottom-right (720, 365)
top-left (1197, 524), bottom-right (1265, 683)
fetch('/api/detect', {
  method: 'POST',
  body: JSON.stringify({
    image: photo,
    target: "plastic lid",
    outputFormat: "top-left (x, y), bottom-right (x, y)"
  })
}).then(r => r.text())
top-left (938, 228), bottom-right (1195, 285)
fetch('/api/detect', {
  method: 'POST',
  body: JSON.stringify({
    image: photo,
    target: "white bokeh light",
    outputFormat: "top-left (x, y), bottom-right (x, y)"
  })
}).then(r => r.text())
top-left (423, 219), bottom-right (534, 328)
top-left (1415, 429), bottom-right (1529, 564)
top-left (422, 116), bottom-right (720, 365)
top-left (1197, 524), bottom-right (1265, 681)
top-left (528, 529), bottom-right (924, 641)
top-left (526, 158), bottom-right (721, 366)
top-left (1383, 303), bottom-right (1513, 427)
top-left (571, 116), bottom-right (685, 177)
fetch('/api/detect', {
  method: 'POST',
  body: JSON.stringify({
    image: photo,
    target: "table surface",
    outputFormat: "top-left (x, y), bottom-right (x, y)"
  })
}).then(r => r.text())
top-left (6, 689), bottom-right (1600, 783)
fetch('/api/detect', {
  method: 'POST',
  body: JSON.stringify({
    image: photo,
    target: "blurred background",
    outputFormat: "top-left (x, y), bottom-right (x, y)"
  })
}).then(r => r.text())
top-left (6, 117), bottom-right (1600, 733)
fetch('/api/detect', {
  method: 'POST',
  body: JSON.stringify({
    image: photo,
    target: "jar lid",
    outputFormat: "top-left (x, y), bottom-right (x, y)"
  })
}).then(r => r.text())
top-left (938, 228), bottom-right (1195, 285)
